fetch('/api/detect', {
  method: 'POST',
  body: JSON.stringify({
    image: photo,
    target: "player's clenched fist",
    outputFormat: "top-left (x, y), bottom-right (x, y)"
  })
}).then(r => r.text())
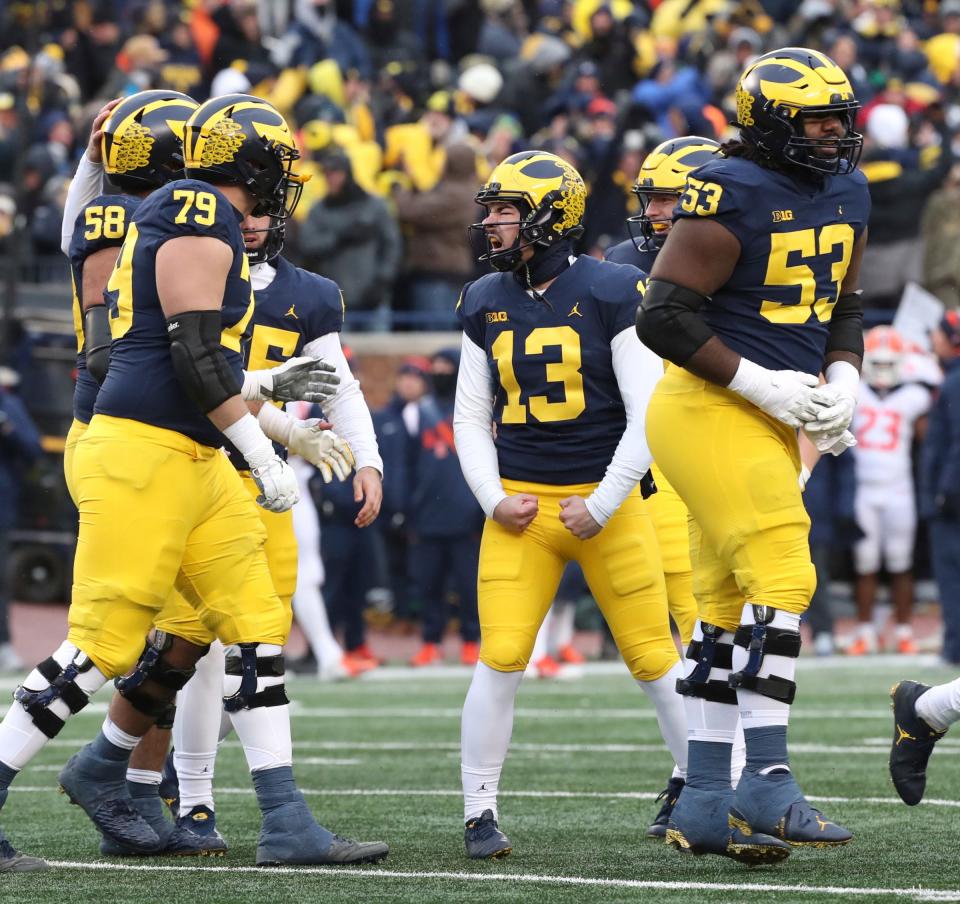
top-left (493, 494), bottom-right (538, 532)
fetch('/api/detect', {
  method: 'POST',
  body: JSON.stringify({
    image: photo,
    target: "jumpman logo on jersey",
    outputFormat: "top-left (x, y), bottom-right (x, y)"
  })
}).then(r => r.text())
top-left (285, 304), bottom-right (298, 319)
top-left (568, 301), bottom-right (583, 318)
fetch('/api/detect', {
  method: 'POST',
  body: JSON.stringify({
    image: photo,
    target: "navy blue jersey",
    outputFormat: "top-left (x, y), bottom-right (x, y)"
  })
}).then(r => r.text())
top-left (68, 194), bottom-right (142, 423)
top-left (96, 180), bottom-right (253, 447)
top-left (605, 238), bottom-right (657, 274)
top-left (458, 255), bottom-right (641, 485)
top-left (673, 155), bottom-right (870, 376)
top-left (223, 256), bottom-right (344, 470)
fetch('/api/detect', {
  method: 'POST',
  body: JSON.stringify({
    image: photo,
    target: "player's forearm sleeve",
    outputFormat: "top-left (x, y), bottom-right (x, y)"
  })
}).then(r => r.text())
top-left (825, 291), bottom-right (864, 359)
top-left (585, 327), bottom-right (659, 526)
top-left (61, 152), bottom-right (104, 256)
top-left (303, 333), bottom-right (383, 474)
top-left (454, 333), bottom-right (507, 519)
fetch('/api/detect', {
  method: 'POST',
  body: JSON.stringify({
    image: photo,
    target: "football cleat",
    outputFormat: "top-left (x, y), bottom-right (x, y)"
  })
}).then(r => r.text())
top-left (0, 830), bottom-right (48, 873)
top-left (530, 654), bottom-right (562, 679)
top-left (557, 644), bottom-right (585, 665)
top-left (100, 785), bottom-right (209, 857)
top-left (665, 785), bottom-right (791, 865)
top-left (410, 643), bottom-right (442, 667)
top-left (647, 776), bottom-right (685, 839)
top-left (464, 809), bottom-right (512, 860)
top-left (352, 644), bottom-right (382, 666)
top-left (889, 680), bottom-right (946, 805)
top-left (159, 751), bottom-right (179, 817)
top-left (895, 637), bottom-right (918, 655)
top-left (460, 641), bottom-right (480, 666)
top-left (176, 805), bottom-right (229, 854)
top-left (58, 748), bottom-right (162, 854)
top-left (731, 769), bottom-right (852, 847)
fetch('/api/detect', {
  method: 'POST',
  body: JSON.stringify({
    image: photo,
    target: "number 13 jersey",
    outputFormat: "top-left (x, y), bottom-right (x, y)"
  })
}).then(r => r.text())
top-left (457, 255), bottom-right (642, 485)
top-left (96, 180), bottom-right (254, 448)
top-left (674, 155), bottom-right (870, 376)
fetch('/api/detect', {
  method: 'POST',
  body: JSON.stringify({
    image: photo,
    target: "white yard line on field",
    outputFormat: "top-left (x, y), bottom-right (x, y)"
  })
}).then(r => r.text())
top-left (12, 786), bottom-right (960, 808)
top-left (36, 861), bottom-right (960, 901)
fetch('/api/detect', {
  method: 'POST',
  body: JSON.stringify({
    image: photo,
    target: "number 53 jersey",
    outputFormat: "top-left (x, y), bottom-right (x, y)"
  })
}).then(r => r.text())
top-left (96, 180), bottom-right (254, 448)
top-left (457, 255), bottom-right (642, 485)
top-left (674, 155), bottom-right (870, 376)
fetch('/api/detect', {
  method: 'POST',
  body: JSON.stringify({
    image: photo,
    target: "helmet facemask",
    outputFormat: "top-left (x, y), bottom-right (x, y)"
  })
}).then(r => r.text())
top-left (627, 186), bottom-right (678, 252)
top-left (244, 215), bottom-right (285, 264)
top-left (245, 140), bottom-right (305, 220)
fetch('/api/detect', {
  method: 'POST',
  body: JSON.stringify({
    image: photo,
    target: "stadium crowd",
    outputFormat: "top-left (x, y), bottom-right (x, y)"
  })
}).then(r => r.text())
top-left (2, 0), bottom-right (960, 677)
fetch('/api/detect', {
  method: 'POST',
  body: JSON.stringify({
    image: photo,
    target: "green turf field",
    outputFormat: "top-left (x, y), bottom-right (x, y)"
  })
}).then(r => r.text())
top-left (1, 657), bottom-right (959, 903)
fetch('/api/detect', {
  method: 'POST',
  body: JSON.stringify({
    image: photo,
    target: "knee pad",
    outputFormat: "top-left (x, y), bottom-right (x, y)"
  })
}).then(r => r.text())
top-left (223, 643), bottom-right (288, 712)
top-left (116, 632), bottom-right (200, 719)
top-left (14, 643), bottom-right (100, 738)
top-left (479, 636), bottom-right (531, 673)
top-left (675, 622), bottom-right (738, 705)
top-left (728, 605), bottom-right (801, 704)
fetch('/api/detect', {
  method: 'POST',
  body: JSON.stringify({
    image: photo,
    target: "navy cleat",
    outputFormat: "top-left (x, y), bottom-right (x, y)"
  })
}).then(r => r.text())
top-left (731, 769), bottom-right (852, 847)
top-left (890, 680), bottom-right (946, 806)
top-left (665, 785), bottom-right (791, 865)
top-left (99, 788), bottom-right (210, 857)
top-left (159, 751), bottom-right (179, 817)
top-left (464, 809), bottom-right (512, 860)
top-left (253, 767), bottom-right (387, 866)
top-left (58, 748), bottom-right (162, 854)
top-left (0, 829), bottom-right (48, 873)
top-left (176, 806), bottom-right (229, 855)
top-left (647, 776), bottom-right (684, 839)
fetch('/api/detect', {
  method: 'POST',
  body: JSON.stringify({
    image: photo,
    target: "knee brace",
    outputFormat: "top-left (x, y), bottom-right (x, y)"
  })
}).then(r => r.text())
top-left (675, 622), bottom-right (738, 705)
top-left (15, 647), bottom-right (97, 738)
top-left (155, 704), bottom-right (177, 731)
top-left (728, 605), bottom-right (801, 704)
top-left (116, 632), bottom-right (199, 719)
top-left (223, 643), bottom-right (288, 712)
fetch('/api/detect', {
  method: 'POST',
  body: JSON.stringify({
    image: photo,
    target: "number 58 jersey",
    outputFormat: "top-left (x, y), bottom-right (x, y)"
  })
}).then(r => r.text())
top-left (674, 155), bottom-right (870, 376)
top-left (96, 180), bottom-right (254, 448)
top-left (458, 255), bottom-right (642, 485)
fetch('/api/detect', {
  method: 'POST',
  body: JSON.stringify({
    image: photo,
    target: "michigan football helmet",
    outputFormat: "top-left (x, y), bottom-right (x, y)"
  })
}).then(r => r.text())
top-left (101, 90), bottom-right (199, 192)
top-left (862, 326), bottom-right (906, 390)
top-left (735, 47), bottom-right (862, 174)
top-left (628, 136), bottom-right (720, 251)
top-left (183, 94), bottom-right (306, 219)
top-left (471, 151), bottom-right (586, 272)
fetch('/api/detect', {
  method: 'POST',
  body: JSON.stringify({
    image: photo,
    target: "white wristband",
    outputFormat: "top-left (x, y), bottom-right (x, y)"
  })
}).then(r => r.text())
top-left (221, 412), bottom-right (275, 470)
top-left (257, 403), bottom-right (294, 447)
top-left (824, 360), bottom-right (859, 397)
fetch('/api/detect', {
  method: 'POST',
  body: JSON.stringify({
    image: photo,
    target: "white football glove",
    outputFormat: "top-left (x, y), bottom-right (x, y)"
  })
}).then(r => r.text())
top-left (242, 356), bottom-right (339, 404)
top-left (728, 358), bottom-right (822, 428)
top-left (250, 455), bottom-right (300, 512)
top-left (802, 384), bottom-right (856, 438)
top-left (803, 426), bottom-right (857, 456)
top-left (287, 419), bottom-right (356, 483)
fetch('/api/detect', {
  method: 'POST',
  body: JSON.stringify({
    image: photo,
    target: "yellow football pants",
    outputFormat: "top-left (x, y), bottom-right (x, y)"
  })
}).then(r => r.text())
top-left (647, 462), bottom-right (697, 645)
top-left (154, 471), bottom-right (298, 647)
top-left (68, 415), bottom-right (290, 677)
top-left (64, 418), bottom-right (88, 505)
top-left (646, 367), bottom-right (815, 632)
top-left (478, 479), bottom-right (678, 681)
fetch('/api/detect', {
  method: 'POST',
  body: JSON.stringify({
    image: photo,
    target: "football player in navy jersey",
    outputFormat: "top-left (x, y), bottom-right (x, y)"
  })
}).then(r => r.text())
top-left (0, 94), bottom-right (387, 868)
top-left (637, 47), bottom-right (869, 859)
top-left (454, 149), bottom-right (753, 862)
top-left (607, 136), bottom-right (748, 839)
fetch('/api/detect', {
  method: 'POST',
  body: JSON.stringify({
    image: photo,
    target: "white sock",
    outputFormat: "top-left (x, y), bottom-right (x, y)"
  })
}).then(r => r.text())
top-left (636, 662), bottom-right (688, 776)
top-left (0, 641), bottom-right (107, 770)
top-left (102, 716), bottom-right (141, 750)
top-left (461, 663), bottom-right (524, 822)
top-left (872, 602), bottom-right (892, 636)
top-left (530, 609), bottom-right (551, 664)
top-left (127, 768), bottom-right (161, 786)
top-left (893, 623), bottom-right (914, 640)
top-left (174, 643), bottom-right (225, 814)
top-left (551, 603), bottom-right (576, 653)
top-left (293, 585), bottom-right (342, 667)
top-left (224, 644), bottom-right (292, 772)
top-left (731, 719), bottom-right (746, 787)
top-left (916, 678), bottom-right (960, 733)
top-left (732, 605), bottom-right (800, 730)
top-left (685, 623), bottom-right (739, 746)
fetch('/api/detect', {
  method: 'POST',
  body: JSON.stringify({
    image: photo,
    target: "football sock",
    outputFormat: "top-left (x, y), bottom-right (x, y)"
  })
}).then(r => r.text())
top-left (552, 602), bottom-right (576, 652)
top-left (223, 644), bottom-right (293, 773)
top-left (126, 769), bottom-right (161, 786)
top-left (731, 720), bottom-right (746, 787)
top-left (461, 663), bottom-right (524, 822)
top-left (0, 641), bottom-right (107, 770)
top-left (916, 677), bottom-right (960, 733)
top-left (174, 642), bottom-right (224, 813)
top-left (530, 609), bottom-right (551, 665)
top-left (686, 740), bottom-right (732, 792)
top-left (636, 662), bottom-right (688, 776)
top-left (292, 583), bottom-right (343, 668)
top-left (101, 717), bottom-right (141, 752)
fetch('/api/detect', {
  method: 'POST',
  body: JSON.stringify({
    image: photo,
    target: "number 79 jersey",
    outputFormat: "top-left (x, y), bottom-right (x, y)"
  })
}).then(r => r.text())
top-left (457, 255), bottom-right (641, 485)
top-left (674, 155), bottom-right (870, 376)
top-left (96, 179), bottom-right (254, 448)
